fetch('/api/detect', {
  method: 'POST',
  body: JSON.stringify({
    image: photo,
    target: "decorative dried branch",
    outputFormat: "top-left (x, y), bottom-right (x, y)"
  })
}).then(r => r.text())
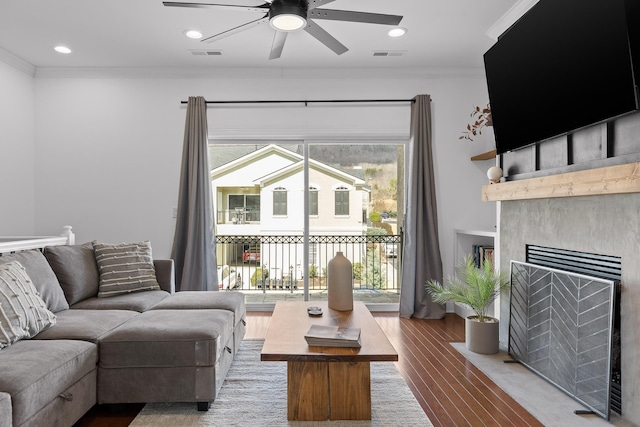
top-left (460, 104), bottom-right (492, 141)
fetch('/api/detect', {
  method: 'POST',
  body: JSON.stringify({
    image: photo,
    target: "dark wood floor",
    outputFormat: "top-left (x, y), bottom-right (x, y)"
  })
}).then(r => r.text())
top-left (74, 312), bottom-right (543, 427)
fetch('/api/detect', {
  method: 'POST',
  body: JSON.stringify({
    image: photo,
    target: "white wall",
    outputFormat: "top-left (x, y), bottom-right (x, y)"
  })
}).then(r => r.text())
top-left (429, 79), bottom-right (499, 280)
top-left (0, 60), bottom-right (36, 235)
top-left (30, 69), bottom-right (496, 276)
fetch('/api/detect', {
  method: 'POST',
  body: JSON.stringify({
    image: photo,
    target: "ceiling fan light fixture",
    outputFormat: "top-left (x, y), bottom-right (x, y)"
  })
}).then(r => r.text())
top-left (270, 14), bottom-right (307, 32)
top-left (269, 1), bottom-right (308, 32)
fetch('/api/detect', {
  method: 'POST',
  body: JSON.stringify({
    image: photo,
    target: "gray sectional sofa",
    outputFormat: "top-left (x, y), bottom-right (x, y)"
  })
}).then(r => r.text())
top-left (0, 244), bottom-right (246, 427)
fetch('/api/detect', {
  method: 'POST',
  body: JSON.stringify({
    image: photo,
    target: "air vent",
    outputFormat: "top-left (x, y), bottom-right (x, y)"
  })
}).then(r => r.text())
top-left (372, 50), bottom-right (406, 57)
top-left (189, 49), bottom-right (223, 56)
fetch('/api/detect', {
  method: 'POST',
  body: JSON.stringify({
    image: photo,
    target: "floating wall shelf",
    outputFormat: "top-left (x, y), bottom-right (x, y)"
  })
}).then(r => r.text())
top-left (470, 149), bottom-right (497, 161)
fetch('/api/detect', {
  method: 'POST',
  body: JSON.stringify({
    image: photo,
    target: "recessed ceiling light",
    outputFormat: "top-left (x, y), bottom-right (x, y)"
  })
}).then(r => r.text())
top-left (388, 27), bottom-right (407, 38)
top-left (184, 29), bottom-right (203, 39)
top-left (54, 45), bottom-right (72, 54)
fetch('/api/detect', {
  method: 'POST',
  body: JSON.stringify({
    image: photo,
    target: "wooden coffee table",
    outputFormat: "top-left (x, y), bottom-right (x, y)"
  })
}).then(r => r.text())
top-left (260, 301), bottom-right (398, 421)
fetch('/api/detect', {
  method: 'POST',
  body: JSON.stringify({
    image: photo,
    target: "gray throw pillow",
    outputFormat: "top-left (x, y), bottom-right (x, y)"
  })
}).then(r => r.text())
top-left (93, 240), bottom-right (161, 298)
top-left (43, 244), bottom-right (100, 305)
top-left (0, 249), bottom-right (69, 313)
top-left (0, 261), bottom-right (57, 349)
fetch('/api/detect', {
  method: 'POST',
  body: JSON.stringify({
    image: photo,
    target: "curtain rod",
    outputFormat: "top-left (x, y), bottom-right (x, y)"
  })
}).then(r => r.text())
top-left (180, 99), bottom-right (415, 105)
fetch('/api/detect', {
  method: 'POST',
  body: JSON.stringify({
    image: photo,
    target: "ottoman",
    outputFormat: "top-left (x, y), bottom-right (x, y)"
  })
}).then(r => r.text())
top-left (97, 309), bottom-right (234, 410)
top-left (150, 291), bottom-right (246, 353)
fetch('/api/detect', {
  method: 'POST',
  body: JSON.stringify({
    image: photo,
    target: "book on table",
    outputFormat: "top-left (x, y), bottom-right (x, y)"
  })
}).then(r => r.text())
top-left (304, 324), bottom-right (362, 348)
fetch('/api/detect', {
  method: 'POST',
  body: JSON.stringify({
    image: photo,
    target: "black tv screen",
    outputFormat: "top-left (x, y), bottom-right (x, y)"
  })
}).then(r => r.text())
top-left (484, 0), bottom-right (640, 155)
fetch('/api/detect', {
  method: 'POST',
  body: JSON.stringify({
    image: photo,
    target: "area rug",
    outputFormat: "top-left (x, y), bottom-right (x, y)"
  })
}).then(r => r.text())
top-left (130, 339), bottom-right (432, 427)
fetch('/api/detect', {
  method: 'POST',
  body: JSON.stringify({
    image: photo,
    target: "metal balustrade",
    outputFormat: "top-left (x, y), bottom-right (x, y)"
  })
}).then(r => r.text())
top-left (215, 234), bottom-right (402, 296)
top-left (217, 209), bottom-right (261, 224)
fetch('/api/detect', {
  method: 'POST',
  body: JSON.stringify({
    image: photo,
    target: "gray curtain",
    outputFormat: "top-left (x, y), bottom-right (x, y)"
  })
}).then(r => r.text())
top-left (399, 94), bottom-right (445, 319)
top-left (171, 96), bottom-right (218, 291)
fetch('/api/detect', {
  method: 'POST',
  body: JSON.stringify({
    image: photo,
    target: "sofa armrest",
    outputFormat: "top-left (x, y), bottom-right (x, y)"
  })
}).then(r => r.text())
top-left (154, 259), bottom-right (175, 294)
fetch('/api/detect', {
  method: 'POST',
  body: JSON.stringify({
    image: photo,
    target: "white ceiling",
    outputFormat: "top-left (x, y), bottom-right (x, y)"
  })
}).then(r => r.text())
top-left (0, 0), bottom-right (518, 72)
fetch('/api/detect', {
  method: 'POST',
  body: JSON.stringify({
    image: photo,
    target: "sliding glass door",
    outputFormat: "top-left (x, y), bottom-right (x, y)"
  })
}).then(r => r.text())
top-left (209, 140), bottom-right (405, 309)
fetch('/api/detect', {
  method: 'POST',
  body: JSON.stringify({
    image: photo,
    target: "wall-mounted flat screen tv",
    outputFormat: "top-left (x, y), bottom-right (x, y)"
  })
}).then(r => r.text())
top-left (484, 0), bottom-right (640, 155)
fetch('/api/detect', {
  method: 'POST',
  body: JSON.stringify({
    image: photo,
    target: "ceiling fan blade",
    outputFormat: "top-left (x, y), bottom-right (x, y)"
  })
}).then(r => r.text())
top-left (269, 31), bottom-right (288, 60)
top-left (304, 20), bottom-right (348, 55)
top-left (307, 0), bottom-right (337, 11)
top-left (309, 9), bottom-right (403, 26)
top-left (202, 16), bottom-right (269, 42)
top-left (162, 2), bottom-right (269, 13)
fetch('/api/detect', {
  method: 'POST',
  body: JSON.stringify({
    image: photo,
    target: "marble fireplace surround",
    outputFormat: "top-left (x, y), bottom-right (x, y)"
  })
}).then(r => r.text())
top-left (482, 164), bottom-right (640, 425)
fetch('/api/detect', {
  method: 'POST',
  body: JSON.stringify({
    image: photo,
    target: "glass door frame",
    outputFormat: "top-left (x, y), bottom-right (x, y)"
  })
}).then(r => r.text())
top-left (209, 135), bottom-right (409, 311)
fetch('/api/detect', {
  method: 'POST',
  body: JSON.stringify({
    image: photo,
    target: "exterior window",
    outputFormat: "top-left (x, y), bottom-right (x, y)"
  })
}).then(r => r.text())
top-left (335, 186), bottom-right (349, 216)
top-left (229, 195), bottom-right (244, 210)
top-left (273, 187), bottom-right (287, 216)
top-left (228, 194), bottom-right (260, 222)
top-left (309, 187), bottom-right (318, 216)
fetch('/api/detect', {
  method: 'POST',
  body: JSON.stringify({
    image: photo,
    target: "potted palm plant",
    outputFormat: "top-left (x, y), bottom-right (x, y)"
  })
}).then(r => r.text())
top-left (426, 255), bottom-right (509, 354)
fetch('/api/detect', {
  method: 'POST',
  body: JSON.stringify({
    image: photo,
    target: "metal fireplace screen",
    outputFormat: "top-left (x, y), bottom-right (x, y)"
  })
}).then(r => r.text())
top-left (509, 261), bottom-right (618, 420)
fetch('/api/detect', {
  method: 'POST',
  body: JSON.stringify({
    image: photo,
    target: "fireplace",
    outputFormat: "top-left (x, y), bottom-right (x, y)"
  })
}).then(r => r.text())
top-left (498, 193), bottom-right (640, 425)
top-left (508, 245), bottom-right (621, 420)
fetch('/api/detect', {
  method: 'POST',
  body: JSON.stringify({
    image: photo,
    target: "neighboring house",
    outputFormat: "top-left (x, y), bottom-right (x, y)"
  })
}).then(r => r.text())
top-left (210, 144), bottom-right (370, 279)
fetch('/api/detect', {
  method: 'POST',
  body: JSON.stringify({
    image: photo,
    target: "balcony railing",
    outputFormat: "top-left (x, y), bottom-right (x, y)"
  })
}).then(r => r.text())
top-left (217, 208), bottom-right (261, 225)
top-left (215, 234), bottom-right (402, 294)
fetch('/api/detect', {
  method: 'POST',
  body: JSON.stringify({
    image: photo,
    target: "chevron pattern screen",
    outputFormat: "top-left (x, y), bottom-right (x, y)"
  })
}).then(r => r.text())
top-left (509, 261), bottom-right (617, 420)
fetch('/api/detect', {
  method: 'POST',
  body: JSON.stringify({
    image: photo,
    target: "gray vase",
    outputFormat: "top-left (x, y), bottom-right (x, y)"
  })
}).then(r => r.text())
top-left (465, 316), bottom-right (499, 354)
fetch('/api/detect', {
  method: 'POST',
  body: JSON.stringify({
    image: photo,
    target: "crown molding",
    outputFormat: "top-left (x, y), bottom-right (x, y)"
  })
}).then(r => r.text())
top-left (33, 65), bottom-right (487, 80)
top-left (0, 47), bottom-right (36, 76)
top-left (486, 0), bottom-right (540, 41)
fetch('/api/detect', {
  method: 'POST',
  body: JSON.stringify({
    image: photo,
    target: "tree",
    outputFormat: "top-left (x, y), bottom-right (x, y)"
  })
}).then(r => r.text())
top-left (366, 226), bottom-right (387, 236)
top-left (308, 265), bottom-right (319, 278)
top-left (363, 248), bottom-right (385, 289)
top-left (353, 262), bottom-right (363, 280)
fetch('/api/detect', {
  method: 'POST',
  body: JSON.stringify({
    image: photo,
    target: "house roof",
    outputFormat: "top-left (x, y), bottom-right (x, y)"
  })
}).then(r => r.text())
top-left (210, 144), bottom-right (301, 179)
top-left (210, 144), bottom-right (366, 187)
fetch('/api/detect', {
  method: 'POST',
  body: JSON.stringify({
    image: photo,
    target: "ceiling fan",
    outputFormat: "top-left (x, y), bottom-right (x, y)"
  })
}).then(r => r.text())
top-left (163, 0), bottom-right (403, 59)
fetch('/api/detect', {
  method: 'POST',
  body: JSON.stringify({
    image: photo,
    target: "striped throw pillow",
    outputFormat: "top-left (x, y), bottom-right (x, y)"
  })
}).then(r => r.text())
top-left (93, 241), bottom-right (161, 298)
top-left (0, 261), bottom-right (57, 349)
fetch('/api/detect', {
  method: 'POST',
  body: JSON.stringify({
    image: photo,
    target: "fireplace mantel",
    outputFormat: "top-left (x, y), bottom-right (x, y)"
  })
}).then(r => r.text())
top-left (482, 161), bottom-right (640, 201)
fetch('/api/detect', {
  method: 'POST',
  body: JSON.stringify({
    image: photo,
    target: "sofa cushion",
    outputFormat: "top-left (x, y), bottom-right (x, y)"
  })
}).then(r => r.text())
top-left (0, 339), bottom-right (97, 427)
top-left (0, 261), bottom-right (57, 349)
top-left (33, 309), bottom-right (139, 343)
top-left (70, 290), bottom-right (169, 312)
top-left (43, 244), bottom-right (99, 305)
top-left (0, 250), bottom-right (69, 313)
top-left (93, 241), bottom-right (161, 297)
top-left (151, 291), bottom-right (246, 326)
